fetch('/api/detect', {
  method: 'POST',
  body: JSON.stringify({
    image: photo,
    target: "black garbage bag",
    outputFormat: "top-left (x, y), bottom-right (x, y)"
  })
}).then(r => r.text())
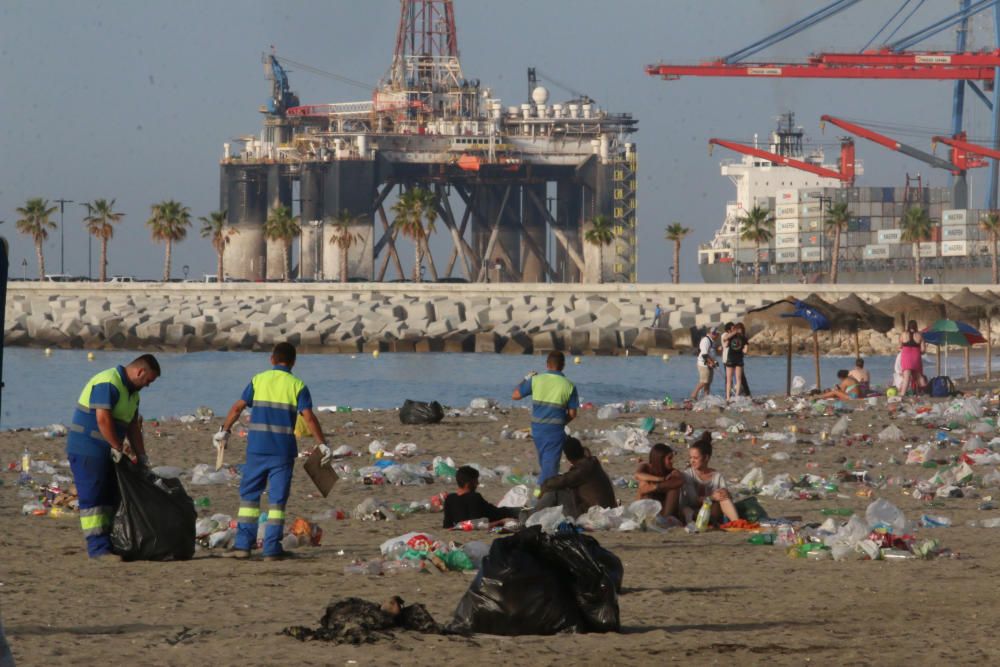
top-left (399, 399), bottom-right (444, 425)
top-left (448, 526), bottom-right (621, 636)
top-left (111, 458), bottom-right (196, 561)
top-left (283, 596), bottom-right (441, 645)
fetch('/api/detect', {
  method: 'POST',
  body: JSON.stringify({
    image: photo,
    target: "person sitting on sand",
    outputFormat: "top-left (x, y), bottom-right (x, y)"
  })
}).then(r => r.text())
top-left (634, 443), bottom-right (684, 523)
top-left (681, 433), bottom-right (739, 526)
top-left (536, 437), bottom-right (616, 518)
top-left (848, 358), bottom-right (870, 395)
top-left (442, 466), bottom-right (520, 529)
top-left (819, 369), bottom-right (861, 401)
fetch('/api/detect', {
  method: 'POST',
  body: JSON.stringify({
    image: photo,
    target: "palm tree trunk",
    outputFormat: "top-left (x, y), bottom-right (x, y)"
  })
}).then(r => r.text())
top-left (414, 242), bottom-right (421, 283)
top-left (993, 234), bottom-right (998, 285)
top-left (340, 244), bottom-right (348, 283)
top-left (217, 248), bottom-right (224, 283)
top-left (100, 237), bottom-right (109, 282)
top-left (831, 227), bottom-right (841, 284)
top-left (673, 239), bottom-right (680, 284)
top-left (914, 248), bottom-right (921, 285)
top-left (35, 240), bottom-right (45, 281)
top-left (754, 241), bottom-right (761, 284)
top-left (283, 240), bottom-right (291, 282)
top-left (423, 238), bottom-right (439, 281)
top-left (163, 240), bottom-right (172, 281)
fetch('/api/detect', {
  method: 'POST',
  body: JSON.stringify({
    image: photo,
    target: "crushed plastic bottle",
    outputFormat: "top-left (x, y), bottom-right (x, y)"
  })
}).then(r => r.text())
top-left (919, 514), bottom-right (952, 528)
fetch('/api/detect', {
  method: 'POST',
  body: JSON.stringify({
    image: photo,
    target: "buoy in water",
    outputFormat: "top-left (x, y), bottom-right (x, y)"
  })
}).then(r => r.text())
top-left (661, 354), bottom-right (670, 362)
top-left (573, 356), bottom-right (581, 365)
top-left (372, 350), bottom-right (380, 358)
top-left (87, 352), bottom-right (95, 361)
top-left (44, 348), bottom-right (52, 357)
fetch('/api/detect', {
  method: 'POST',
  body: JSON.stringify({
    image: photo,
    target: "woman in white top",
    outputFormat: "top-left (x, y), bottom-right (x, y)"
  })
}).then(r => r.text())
top-left (681, 433), bottom-right (740, 525)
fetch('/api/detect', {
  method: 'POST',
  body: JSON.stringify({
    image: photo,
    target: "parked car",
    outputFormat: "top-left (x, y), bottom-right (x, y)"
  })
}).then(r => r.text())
top-left (108, 275), bottom-right (135, 283)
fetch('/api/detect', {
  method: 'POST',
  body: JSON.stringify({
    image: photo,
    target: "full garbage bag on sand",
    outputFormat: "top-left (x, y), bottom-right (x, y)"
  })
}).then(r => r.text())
top-left (399, 399), bottom-right (445, 425)
top-left (448, 526), bottom-right (622, 636)
top-left (111, 459), bottom-right (196, 561)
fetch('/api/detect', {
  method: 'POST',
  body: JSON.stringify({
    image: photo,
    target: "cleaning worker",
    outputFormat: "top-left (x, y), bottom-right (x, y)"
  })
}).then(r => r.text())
top-left (215, 342), bottom-right (329, 561)
top-left (66, 354), bottom-right (161, 559)
top-left (512, 350), bottom-right (579, 485)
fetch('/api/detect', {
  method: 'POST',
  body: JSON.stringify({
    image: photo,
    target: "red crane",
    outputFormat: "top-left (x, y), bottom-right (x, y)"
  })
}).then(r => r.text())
top-left (932, 132), bottom-right (1000, 162)
top-left (707, 137), bottom-right (856, 184)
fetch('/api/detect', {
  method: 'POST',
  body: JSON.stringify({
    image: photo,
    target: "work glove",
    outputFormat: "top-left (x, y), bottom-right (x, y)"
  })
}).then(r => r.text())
top-left (138, 453), bottom-right (150, 469)
top-left (317, 443), bottom-right (333, 466)
top-left (212, 429), bottom-right (230, 451)
top-left (523, 371), bottom-right (538, 382)
top-left (109, 447), bottom-right (124, 464)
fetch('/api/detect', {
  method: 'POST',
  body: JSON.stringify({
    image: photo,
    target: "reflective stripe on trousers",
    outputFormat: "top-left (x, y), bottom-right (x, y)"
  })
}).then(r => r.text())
top-left (79, 505), bottom-right (115, 536)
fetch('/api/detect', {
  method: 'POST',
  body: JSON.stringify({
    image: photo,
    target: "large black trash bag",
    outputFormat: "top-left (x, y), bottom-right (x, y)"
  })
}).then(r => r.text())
top-left (448, 526), bottom-right (621, 636)
top-left (283, 596), bottom-right (441, 645)
top-left (399, 399), bottom-right (444, 425)
top-left (111, 458), bottom-right (196, 561)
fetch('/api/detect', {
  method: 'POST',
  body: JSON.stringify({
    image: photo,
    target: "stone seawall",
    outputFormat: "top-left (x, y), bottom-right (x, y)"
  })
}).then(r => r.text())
top-left (3, 283), bottom-right (993, 356)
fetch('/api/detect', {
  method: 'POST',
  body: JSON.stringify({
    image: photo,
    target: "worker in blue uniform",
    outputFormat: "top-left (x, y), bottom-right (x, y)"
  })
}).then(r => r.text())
top-left (512, 351), bottom-right (579, 485)
top-left (215, 342), bottom-right (328, 561)
top-left (66, 354), bottom-right (161, 558)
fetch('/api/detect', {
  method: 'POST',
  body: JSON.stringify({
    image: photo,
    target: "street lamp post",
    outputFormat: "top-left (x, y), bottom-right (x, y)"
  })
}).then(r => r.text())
top-left (54, 198), bottom-right (74, 274)
top-left (21, 259), bottom-right (27, 280)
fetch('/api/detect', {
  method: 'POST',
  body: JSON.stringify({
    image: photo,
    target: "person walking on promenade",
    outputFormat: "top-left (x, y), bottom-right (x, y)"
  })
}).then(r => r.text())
top-left (512, 351), bottom-right (579, 485)
top-left (689, 327), bottom-right (719, 401)
top-left (216, 342), bottom-right (329, 560)
top-left (652, 303), bottom-right (663, 328)
top-left (66, 354), bottom-right (160, 558)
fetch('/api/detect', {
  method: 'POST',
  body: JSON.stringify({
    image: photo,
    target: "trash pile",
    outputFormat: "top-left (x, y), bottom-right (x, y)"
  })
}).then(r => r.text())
top-left (284, 596), bottom-right (441, 644)
top-left (194, 512), bottom-right (323, 553)
top-left (12, 448), bottom-right (77, 518)
top-left (525, 499), bottom-right (665, 533)
top-left (343, 532), bottom-right (483, 575)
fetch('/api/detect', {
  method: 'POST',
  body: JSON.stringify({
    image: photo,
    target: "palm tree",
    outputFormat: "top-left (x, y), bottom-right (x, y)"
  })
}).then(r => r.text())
top-left (738, 205), bottom-right (774, 284)
top-left (392, 188), bottom-right (435, 282)
top-left (329, 209), bottom-right (365, 283)
top-left (199, 210), bottom-right (236, 282)
top-left (263, 205), bottom-right (300, 282)
top-left (15, 198), bottom-right (57, 280)
top-left (146, 200), bottom-right (191, 281)
top-left (900, 206), bottom-right (934, 285)
top-left (584, 214), bottom-right (615, 283)
top-left (981, 211), bottom-right (1000, 284)
top-left (82, 199), bottom-right (124, 282)
top-left (664, 222), bottom-right (690, 284)
top-left (823, 201), bottom-right (851, 284)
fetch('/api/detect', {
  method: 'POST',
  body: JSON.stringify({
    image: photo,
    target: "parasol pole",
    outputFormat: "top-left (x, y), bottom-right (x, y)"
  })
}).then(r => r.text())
top-left (936, 344), bottom-right (941, 376)
top-left (813, 330), bottom-right (821, 390)
top-left (854, 329), bottom-right (860, 359)
top-left (965, 346), bottom-right (971, 382)
top-left (988, 317), bottom-right (992, 382)
top-left (786, 323), bottom-right (793, 396)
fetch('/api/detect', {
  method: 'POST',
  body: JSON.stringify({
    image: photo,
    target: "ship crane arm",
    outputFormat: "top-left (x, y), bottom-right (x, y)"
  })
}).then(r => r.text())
top-left (708, 137), bottom-right (856, 184)
top-left (932, 133), bottom-right (1000, 162)
top-left (820, 115), bottom-right (975, 173)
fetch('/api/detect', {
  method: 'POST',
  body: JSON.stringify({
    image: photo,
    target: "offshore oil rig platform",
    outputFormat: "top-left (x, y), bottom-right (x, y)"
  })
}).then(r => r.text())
top-left (219, 0), bottom-right (638, 283)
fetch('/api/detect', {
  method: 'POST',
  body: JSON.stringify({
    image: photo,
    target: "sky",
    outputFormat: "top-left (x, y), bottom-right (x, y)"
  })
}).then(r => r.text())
top-left (2, 0), bottom-right (997, 282)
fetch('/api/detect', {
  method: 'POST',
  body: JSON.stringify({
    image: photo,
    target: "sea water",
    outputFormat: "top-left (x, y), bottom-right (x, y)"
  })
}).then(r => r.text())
top-left (0, 347), bottom-right (944, 428)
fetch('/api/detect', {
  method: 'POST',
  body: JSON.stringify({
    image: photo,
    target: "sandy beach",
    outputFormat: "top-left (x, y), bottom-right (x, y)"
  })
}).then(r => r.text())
top-left (2, 391), bottom-right (999, 666)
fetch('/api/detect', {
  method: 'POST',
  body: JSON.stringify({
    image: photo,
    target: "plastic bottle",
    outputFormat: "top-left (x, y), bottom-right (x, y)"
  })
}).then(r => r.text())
top-left (21, 447), bottom-right (31, 473)
top-left (747, 533), bottom-right (775, 545)
top-left (694, 498), bottom-right (712, 532)
top-left (919, 514), bottom-right (952, 528)
top-left (195, 497), bottom-right (211, 509)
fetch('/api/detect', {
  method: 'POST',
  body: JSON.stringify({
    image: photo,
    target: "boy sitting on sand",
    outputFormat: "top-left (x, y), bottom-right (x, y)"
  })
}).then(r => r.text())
top-left (442, 466), bottom-right (520, 529)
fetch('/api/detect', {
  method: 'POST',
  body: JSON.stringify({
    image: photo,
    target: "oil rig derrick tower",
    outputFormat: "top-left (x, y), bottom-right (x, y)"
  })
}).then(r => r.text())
top-left (219, 0), bottom-right (638, 283)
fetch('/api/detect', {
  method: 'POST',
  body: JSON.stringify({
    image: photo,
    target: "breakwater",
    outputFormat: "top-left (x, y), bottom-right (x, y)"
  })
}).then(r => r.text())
top-left (3, 283), bottom-right (992, 355)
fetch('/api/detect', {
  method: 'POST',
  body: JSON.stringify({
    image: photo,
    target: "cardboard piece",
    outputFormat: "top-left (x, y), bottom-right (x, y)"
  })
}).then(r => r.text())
top-left (303, 447), bottom-right (339, 497)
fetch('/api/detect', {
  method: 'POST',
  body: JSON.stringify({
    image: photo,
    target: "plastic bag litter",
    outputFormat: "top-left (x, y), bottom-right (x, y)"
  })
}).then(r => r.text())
top-left (603, 427), bottom-right (651, 454)
top-left (110, 459), bottom-right (196, 561)
top-left (355, 498), bottom-right (396, 521)
top-left (906, 444), bottom-right (931, 465)
top-left (865, 498), bottom-right (908, 534)
top-left (469, 398), bottom-right (496, 410)
top-left (738, 467), bottom-right (765, 493)
top-left (878, 424), bottom-right (904, 442)
top-left (498, 484), bottom-right (530, 509)
top-left (970, 421), bottom-right (995, 435)
top-left (830, 415), bottom-right (850, 437)
top-left (576, 505), bottom-right (626, 531)
top-left (190, 463), bottom-right (238, 485)
top-left (399, 399), bottom-right (445, 425)
top-left (625, 499), bottom-right (662, 525)
top-left (380, 531), bottom-right (439, 557)
top-left (597, 405), bottom-right (621, 420)
top-left (791, 376), bottom-right (807, 395)
top-left (151, 466), bottom-right (184, 479)
top-left (692, 394), bottom-right (726, 410)
top-left (393, 442), bottom-right (418, 457)
top-left (383, 464), bottom-right (433, 486)
top-left (331, 445), bottom-right (354, 458)
top-left (368, 440), bottom-right (387, 455)
top-left (526, 506), bottom-right (572, 532)
top-left (448, 526), bottom-right (622, 636)
top-left (944, 397), bottom-right (985, 423)
top-left (462, 541), bottom-right (490, 568)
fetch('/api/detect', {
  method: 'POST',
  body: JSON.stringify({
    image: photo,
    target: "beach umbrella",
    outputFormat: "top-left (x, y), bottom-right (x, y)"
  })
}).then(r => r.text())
top-left (745, 295), bottom-right (849, 394)
top-left (948, 288), bottom-right (997, 380)
top-left (921, 319), bottom-right (986, 379)
top-left (875, 293), bottom-right (946, 329)
top-left (833, 293), bottom-right (894, 358)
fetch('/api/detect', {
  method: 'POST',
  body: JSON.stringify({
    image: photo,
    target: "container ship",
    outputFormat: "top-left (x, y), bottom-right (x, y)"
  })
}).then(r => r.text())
top-left (698, 113), bottom-right (995, 285)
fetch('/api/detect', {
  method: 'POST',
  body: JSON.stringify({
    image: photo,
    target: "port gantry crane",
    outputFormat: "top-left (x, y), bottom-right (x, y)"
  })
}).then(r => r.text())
top-left (707, 136), bottom-right (857, 185)
top-left (646, 0), bottom-right (1000, 208)
top-left (819, 115), bottom-right (987, 209)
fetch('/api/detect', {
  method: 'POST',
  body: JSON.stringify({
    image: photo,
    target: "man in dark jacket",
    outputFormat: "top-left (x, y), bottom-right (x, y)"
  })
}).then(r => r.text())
top-left (536, 437), bottom-right (616, 518)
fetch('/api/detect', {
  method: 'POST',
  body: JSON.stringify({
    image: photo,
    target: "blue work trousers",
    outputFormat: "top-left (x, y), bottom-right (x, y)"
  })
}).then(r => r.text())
top-left (235, 454), bottom-right (294, 556)
top-left (532, 425), bottom-right (567, 485)
top-left (68, 452), bottom-right (119, 557)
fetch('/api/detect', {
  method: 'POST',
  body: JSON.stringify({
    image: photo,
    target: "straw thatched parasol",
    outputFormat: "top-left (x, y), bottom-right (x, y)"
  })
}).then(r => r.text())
top-left (875, 293), bottom-right (946, 329)
top-left (745, 295), bottom-right (852, 394)
top-left (928, 294), bottom-right (977, 323)
top-left (833, 293), bottom-right (895, 358)
top-left (948, 288), bottom-right (999, 380)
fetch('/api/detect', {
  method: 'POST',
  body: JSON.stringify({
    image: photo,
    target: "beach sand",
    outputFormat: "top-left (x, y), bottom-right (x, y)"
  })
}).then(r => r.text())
top-left (1, 396), bottom-right (997, 666)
